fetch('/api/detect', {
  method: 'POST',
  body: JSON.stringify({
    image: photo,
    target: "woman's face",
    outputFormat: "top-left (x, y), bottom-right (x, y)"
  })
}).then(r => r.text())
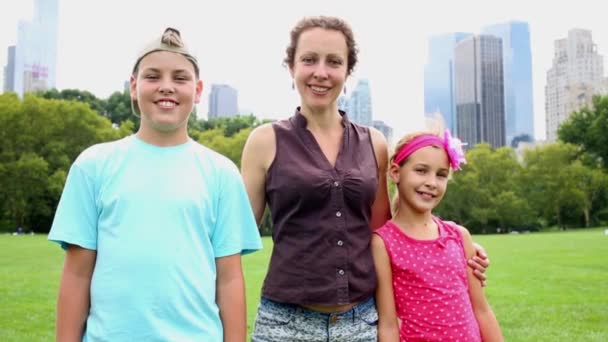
top-left (290, 27), bottom-right (349, 112)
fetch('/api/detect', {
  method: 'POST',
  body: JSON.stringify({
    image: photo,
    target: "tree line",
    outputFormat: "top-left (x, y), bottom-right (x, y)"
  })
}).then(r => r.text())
top-left (0, 90), bottom-right (606, 234)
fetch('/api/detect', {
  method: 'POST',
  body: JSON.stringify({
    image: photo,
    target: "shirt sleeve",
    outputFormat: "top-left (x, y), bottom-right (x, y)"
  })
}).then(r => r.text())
top-left (211, 161), bottom-right (262, 258)
top-left (48, 163), bottom-right (98, 251)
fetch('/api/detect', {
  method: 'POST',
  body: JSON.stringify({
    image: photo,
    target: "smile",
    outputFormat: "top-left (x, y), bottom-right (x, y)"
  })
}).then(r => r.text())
top-left (309, 85), bottom-right (330, 93)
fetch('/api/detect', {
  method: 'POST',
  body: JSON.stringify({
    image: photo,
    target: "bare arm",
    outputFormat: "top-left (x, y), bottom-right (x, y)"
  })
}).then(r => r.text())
top-left (371, 235), bottom-right (400, 342)
top-left (57, 245), bottom-right (96, 342)
top-left (240, 124), bottom-right (275, 225)
top-left (216, 253), bottom-right (246, 342)
top-left (459, 227), bottom-right (503, 342)
top-left (369, 128), bottom-right (391, 230)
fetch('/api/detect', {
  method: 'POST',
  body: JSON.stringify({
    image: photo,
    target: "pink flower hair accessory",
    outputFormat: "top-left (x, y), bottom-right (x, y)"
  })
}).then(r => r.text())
top-left (442, 129), bottom-right (467, 171)
top-left (393, 129), bottom-right (467, 171)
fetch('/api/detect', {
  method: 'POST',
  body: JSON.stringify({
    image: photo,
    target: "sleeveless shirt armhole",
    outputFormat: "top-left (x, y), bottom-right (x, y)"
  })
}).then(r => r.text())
top-left (374, 228), bottom-right (395, 264)
top-left (265, 122), bottom-right (281, 177)
top-left (365, 126), bottom-right (380, 180)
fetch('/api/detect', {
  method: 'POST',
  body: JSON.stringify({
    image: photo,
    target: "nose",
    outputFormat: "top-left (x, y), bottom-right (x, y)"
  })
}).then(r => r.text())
top-left (158, 77), bottom-right (175, 94)
top-left (424, 175), bottom-right (437, 189)
top-left (313, 63), bottom-right (329, 79)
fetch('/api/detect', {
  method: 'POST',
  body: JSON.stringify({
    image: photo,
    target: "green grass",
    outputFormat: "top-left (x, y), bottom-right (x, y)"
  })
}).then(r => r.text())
top-left (1, 229), bottom-right (607, 341)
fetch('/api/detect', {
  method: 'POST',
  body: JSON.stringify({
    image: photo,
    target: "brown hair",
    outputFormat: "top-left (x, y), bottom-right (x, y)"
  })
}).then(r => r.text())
top-left (284, 16), bottom-right (358, 76)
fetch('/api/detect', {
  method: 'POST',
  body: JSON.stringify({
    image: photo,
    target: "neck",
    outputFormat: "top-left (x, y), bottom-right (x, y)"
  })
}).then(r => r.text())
top-left (136, 125), bottom-right (189, 147)
top-left (392, 206), bottom-right (434, 230)
top-left (299, 104), bottom-right (342, 131)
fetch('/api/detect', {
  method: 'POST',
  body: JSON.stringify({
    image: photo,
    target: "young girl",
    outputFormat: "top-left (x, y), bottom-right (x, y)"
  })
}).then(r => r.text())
top-left (372, 129), bottom-right (503, 342)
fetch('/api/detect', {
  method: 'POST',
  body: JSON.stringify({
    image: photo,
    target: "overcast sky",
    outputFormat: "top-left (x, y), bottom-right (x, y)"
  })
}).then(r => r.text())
top-left (1, 0), bottom-right (607, 140)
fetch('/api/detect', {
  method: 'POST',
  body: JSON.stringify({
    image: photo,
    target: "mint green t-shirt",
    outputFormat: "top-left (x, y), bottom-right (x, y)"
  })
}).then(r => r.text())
top-left (49, 135), bottom-right (262, 341)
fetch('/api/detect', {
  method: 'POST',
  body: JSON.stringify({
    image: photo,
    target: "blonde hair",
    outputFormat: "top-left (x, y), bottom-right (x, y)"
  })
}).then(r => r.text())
top-left (132, 27), bottom-right (199, 78)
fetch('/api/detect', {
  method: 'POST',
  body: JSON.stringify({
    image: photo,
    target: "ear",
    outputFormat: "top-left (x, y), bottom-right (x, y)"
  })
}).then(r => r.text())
top-left (388, 162), bottom-right (401, 184)
top-left (194, 79), bottom-right (203, 104)
top-left (129, 74), bottom-right (137, 100)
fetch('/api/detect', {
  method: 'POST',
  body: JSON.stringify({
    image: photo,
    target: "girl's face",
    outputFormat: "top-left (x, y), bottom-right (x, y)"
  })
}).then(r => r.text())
top-left (289, 27), bottom-right (348, 112)
top-left (390, 145), bottom-right (450, 214)
top-left (131, 51), bottom-right (203, 134)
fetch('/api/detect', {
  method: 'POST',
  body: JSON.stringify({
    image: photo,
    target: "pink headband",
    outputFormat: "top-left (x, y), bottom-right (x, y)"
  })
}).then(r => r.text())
top-left (394, 130), bottom-right (467, 171)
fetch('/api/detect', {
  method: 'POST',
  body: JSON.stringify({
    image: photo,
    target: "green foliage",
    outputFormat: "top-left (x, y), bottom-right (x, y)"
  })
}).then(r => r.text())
top-left (559, 95), bottom-right (608, 169)
top-left (0, 94), bottom-right (121, 232)
top-left (436, 142), bottom-right (608, 232)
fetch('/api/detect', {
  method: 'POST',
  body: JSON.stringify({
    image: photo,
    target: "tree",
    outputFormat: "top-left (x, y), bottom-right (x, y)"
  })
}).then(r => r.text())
top-left (558, 95), bottom-right (608, 169)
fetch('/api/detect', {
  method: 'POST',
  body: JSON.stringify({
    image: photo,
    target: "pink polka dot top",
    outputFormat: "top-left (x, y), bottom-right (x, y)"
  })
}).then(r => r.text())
top-left (374, 217), bottom-right (481, 342)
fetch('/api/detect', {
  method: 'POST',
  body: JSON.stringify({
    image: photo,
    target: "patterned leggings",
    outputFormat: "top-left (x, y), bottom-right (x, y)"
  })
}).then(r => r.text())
top-left (251, 297), bottom-right (378, 342)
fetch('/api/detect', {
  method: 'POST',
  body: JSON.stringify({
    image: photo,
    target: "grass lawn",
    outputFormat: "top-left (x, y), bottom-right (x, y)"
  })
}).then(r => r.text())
top-left (1, 229), bottom-right (607, 341)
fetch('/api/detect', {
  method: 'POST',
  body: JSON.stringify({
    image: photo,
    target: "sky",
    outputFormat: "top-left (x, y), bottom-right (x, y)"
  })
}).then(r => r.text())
top-left (1, 0), bottom-right (607, 141)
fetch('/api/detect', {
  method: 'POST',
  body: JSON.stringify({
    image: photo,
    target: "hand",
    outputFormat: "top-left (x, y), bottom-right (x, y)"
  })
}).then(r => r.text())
top-left (468, 242), bottom-right (490, 287)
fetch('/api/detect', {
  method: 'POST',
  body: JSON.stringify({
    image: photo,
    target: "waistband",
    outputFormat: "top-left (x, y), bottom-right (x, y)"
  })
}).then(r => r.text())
top-left (260, 296), bottom-right (376, 319)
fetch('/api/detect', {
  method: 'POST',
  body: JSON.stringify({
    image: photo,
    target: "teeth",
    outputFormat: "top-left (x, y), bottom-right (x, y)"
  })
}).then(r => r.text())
top-left (310, 86), bottom-right (329, 92)
top-left (158, 101), bottom-right (176, 108)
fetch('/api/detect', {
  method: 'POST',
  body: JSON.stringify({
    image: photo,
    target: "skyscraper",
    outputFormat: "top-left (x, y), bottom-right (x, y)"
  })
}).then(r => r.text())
top-left (348, 79), bottom-right (372, 126)
top-left (3, 46), bottom-right (16, 92)
top-left (424, 32), bottom-right (473, 133)
top-left (454, 35), bottom-right (506, 149)
top-left (545, 29), bottom-right (605, 142)
top-left (6, 0), bottom-right (59, 96)
top-left (482, 21), bottom-right (535, 147)
top-left (208, 84), bottom-right (239, 119)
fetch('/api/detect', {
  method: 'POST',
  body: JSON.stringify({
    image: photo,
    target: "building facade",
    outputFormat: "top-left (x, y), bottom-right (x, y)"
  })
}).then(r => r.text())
top-left (208, 84), bottom-right (239, 119)
top-left (454, 35), bottom-right (506, 148)
top-left (545, 29), bottom-right (605, 142)
top-left (424, 32), bottom-right (473, 133)
top-left (348, 79), bottom-right (372, 126)
top-left (482, 21), bottom-right (535, 147)
top-left (6, 0), bottom-right (58, 96)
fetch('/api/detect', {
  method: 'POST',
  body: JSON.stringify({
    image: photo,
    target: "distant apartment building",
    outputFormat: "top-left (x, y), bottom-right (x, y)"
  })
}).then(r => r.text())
top-left (5, 0), bottom-right (59, 96)
top-left (545, 29), bottom-right (605, 142)
top-left (482, 21), bottom-right (535, 146)
top-left (348, 79), bottom-right (373, 126)
top-left (424, 32), bottom-right (473, 133)
top-left (208, 84), bottom-right (239, 119)
top-left (454, 35), bottom-right (506, 148)
top-left (372, 120), bottom-right (393, 145)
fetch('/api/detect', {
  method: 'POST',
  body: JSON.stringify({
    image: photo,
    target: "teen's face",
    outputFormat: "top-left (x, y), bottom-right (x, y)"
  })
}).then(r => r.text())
top-left (131, 51), bottom-right (203, 133)
top-left (289, 27), bottom-right (348, 112)
top-left (390, 145), bottom-right (450, 214)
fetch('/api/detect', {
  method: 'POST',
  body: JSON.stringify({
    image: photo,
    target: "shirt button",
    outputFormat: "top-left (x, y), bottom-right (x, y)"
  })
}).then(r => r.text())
top-left (337, 240), bottom-right (344, 246)
top-left (333, 181), bottom-right (340, 187)
top-left (336, 211), bottom-right (342, 217)
top-left (338, 269), bottom-right (345, 276)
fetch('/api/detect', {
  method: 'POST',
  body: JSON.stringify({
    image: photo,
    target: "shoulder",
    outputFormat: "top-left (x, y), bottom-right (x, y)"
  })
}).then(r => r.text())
top-left (191, 141), bottom-right (239, 174)
top-left (72, 137), bottom-right (132, 174)
top-left (244, 122), bottom-right (276, 151)
top-left (367, 126), bottom-right (388, 167)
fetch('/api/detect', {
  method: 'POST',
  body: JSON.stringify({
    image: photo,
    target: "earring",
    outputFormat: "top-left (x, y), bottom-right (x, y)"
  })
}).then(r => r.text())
top-left (343, 86), bottom-right (346, 95)
top-left (292, 81), bottom-right (294, 90)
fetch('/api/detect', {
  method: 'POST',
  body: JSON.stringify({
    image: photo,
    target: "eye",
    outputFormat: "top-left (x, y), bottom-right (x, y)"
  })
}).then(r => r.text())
top-left (329, 59), bottom-right (343, 66)
top-left (415, 168), bottom-right (427, 175)
top-left (144, 74), bottom-right (159, 80)
top-left (301, 56), bottom-right (315, 64)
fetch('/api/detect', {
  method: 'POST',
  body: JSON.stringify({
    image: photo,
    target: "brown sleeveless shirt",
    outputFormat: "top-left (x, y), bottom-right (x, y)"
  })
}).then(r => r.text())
top-left (262, 108), bottom-right (379, 305)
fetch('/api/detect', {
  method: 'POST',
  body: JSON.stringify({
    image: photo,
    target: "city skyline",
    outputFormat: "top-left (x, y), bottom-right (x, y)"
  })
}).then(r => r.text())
top-left (1, 0), bottom-right (607, 141)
